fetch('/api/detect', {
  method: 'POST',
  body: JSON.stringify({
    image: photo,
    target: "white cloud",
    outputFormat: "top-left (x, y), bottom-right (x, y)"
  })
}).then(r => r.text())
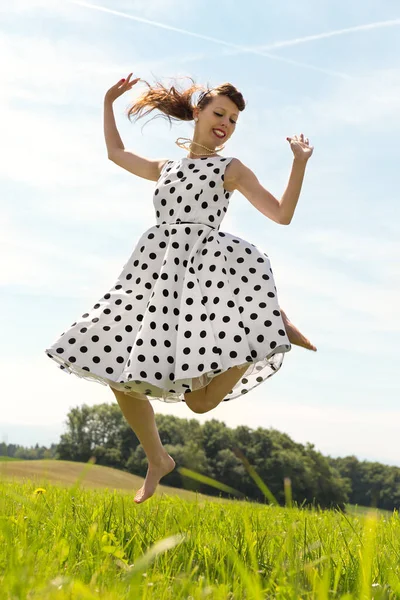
top-left (0, 29), bottom-right (206, 113)
top-left (303, 229), bottom-right (399, 262)
top-left (275, 255), bottom-right (399, 329)
top-left (0, 0), bottom-right (92, 22)
top-left (0, 205), bottom-right (155, 296)
top-left (238, 70), bottom-right (400, 143)
top-left (0, 357), bottom-right (113, 425)
top-left (0, 0), bottom-right (189, 20)
top-left (312, 69), bottom-right (400, 130)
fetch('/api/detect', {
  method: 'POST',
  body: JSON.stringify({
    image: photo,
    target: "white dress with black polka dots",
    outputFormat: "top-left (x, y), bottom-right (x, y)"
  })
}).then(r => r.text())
top-left (45, 155), bottom-right (291, 403)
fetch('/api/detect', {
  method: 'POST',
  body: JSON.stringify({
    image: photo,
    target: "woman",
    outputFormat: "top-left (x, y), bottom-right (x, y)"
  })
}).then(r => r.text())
top-left (45, 73), bottom-right (316, 503)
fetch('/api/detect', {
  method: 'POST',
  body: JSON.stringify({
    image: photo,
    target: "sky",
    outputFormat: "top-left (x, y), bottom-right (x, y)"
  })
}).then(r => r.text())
top-left (0, 0), bottom-right (399, 467)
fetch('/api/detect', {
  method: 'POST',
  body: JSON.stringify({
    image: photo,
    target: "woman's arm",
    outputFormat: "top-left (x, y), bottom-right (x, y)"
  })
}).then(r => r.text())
top-left (280, 133), bottom-right (313, 224)
top-left (279, 157), bottom-right (308, 225)
top-left (232, 160), bottom-right (283, 224)
top-left (230, 158), bottom-right (307, 225)
top-left (233, 157), bottom-right (307, 225)
top-left (104, 97), bottom-right (124, 155)
top-left (231, 133), bottom-right (313, 225)
top-left (104, 98), bottom-right (168, 181)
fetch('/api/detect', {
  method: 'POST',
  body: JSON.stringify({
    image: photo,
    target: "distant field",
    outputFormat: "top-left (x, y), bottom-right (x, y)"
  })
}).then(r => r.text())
top-left (0, 458), bottom-right (393, 517)
top-left (0, 456), bottom-right (21, 461)
top-left (0, 459), bottom-right (224, 503)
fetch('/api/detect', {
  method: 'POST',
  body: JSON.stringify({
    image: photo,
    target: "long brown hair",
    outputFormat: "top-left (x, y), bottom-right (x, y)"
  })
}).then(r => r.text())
top-left (126, 76), bottom-right (246, 131)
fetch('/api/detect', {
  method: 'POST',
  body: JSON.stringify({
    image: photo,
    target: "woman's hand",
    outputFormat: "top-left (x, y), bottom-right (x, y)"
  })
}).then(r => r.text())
top-left (104, 72), bottom-right (140, 103)
top-left (286, 133), bottom-right (314, 162)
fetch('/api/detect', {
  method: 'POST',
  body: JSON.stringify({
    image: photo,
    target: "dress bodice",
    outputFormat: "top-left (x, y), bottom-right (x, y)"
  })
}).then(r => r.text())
top-left (153, 156), bottom-right (235, 230)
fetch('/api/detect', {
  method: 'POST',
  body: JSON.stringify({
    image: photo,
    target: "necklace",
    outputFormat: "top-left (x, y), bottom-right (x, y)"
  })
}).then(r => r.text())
top-left (175, 137), bottom-right (225, 157)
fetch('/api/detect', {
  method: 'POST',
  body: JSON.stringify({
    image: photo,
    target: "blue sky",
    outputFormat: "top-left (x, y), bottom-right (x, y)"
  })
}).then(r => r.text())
top-left (1, 0), bottom-right (399, 466)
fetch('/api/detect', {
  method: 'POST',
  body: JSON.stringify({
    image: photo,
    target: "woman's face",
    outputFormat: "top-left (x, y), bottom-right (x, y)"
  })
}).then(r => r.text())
top-left (194, 94), bottom-right (239, 146)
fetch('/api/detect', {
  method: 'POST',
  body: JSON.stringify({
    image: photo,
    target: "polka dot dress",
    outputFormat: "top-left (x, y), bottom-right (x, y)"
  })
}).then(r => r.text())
top-left (45, 156), bottom-right (291, 403)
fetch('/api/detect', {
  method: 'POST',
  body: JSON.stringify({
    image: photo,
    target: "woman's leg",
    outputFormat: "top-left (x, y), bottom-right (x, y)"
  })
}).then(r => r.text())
top-left (110, 386), bottom-right (175, 504)
top-left (184, 363), bottom-right (249, 414)
top-left (281, 307), bottom-right (317, 351)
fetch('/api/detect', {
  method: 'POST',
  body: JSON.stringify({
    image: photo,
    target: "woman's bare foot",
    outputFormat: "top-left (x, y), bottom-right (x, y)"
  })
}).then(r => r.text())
top-left (280, 308), bottom-right (317, 352)
top-left (134, 454), bottom-right (176, 504)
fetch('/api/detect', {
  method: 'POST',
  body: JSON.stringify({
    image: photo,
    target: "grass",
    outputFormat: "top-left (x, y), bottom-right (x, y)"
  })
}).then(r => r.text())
top-left (1, 460), bottom-right (399, 599)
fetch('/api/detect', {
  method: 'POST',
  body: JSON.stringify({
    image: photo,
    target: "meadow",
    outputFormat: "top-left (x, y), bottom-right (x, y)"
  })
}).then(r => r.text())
top-left (0, 458), bottom-right (399, 599)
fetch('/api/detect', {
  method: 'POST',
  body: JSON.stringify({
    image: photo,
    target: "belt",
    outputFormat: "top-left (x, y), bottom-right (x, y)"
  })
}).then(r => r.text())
top-left (160, 221), bottom-right (218, 230)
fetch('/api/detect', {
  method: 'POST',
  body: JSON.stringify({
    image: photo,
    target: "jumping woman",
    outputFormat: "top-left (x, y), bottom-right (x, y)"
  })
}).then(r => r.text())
top-left (45, 73), bottom-right (316, 504)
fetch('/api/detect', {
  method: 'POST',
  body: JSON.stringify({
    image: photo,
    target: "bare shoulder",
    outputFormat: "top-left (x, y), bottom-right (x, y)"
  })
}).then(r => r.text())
top-left (223, 158), bottom-right (283, 224)
top-left (224, 158), bottom-right (250, 192)
top-left (151, 157), bottom-right (171, 181)
top-left (156, 158), bottom-right (170, 179)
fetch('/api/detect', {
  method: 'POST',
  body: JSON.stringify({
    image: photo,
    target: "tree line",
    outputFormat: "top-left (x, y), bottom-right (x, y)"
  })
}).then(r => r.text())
top-left (1, 403), bottom-right (399, 511)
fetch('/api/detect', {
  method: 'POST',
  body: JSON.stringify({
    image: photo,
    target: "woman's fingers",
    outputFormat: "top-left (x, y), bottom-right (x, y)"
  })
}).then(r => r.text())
top-left (120, 73), bottom-right (140, 87)
top-left (117, 73), bottom-right (131, 86)
top-left (287, 133), bottom-right (311, 144)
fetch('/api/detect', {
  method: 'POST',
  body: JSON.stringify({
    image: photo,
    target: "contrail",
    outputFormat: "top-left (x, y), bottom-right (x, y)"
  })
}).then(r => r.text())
top-left (255, 19), bottom-right (400, 51)
top-left (66, 0), bottom-right (351, 79)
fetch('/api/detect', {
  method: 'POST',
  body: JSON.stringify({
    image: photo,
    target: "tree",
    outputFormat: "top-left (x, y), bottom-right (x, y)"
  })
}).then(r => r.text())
top-left (57, 404), bottom-right (93, 462)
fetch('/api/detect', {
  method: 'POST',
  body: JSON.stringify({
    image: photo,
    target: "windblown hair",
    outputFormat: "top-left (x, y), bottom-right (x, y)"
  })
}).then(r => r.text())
top-left (126, 75), bottom-right (246, 130)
